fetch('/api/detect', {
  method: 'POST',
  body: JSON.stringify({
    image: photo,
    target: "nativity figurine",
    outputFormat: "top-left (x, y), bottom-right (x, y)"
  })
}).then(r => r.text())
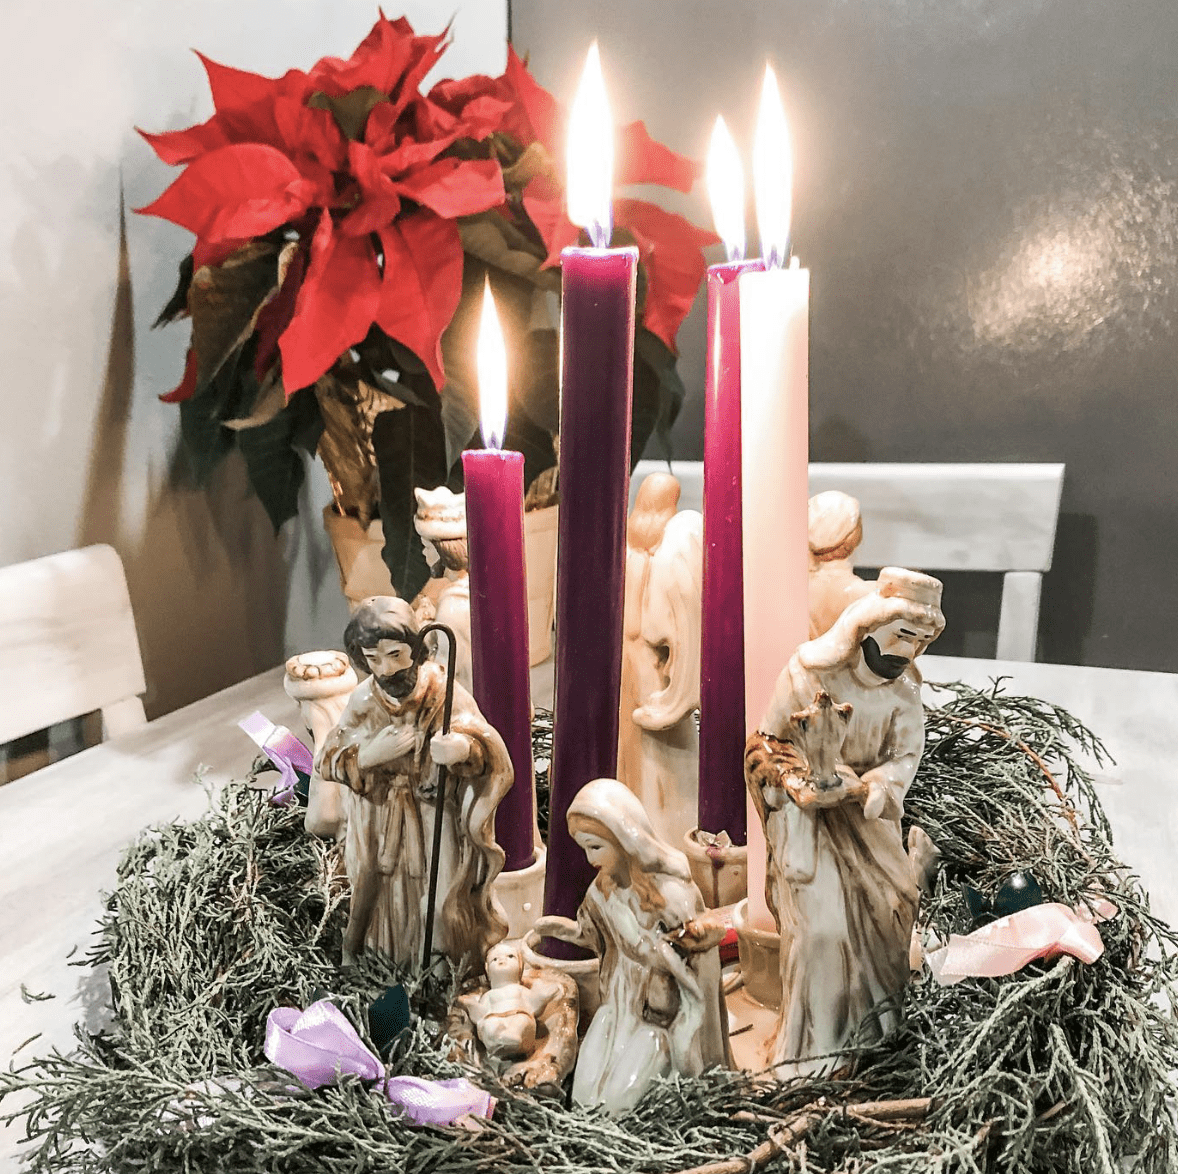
top-left (617, 473), bottom-right (704, 849)
top-left (316, 597), bottom-right (513, 972)
top-left (447, 938), bottom-right (579, 1090)
top-left (536, 778), bottom-right (728, 1115)
top-left (744, 567), bottom-right (945, 1077)
top-left (808, 490), bottom-right (872, 639)
top-left (283, 650), bottom-right (358, 839)
top-left (411, 486), bottom-right (473, 693)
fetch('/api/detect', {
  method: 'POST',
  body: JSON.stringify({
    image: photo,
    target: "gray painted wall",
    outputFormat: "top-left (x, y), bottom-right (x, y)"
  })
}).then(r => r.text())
top-left (512, 0), bottom-right (1178, 670)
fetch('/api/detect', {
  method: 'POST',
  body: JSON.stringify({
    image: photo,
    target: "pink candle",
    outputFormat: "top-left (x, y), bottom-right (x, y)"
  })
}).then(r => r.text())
top-left (543, 44), bottom-right (638, 931)
top-left (740, 67), bottom-right (810, 931)
top-left (698, 116), bottom-right (761, 841)
top-left (463, 284), bottom-right (535, 873)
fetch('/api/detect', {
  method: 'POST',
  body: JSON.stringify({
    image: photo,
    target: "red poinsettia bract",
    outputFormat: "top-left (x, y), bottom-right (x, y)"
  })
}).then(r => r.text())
top-left (138, 16), bottom-right (510, 397)
top-left (493, 47), bottom-right (719, 354)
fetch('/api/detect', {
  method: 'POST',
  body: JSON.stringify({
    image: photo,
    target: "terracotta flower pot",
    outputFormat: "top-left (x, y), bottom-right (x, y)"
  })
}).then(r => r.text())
top-left (322, 507), bottom-right (396, 611)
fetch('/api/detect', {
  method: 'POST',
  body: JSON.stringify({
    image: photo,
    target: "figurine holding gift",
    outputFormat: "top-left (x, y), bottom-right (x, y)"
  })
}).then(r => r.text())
top-left (745, 568), bottom-right (945, 1075)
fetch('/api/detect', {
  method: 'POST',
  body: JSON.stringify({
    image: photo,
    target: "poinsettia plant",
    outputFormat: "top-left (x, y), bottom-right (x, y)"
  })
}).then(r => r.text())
top-left (139, 15), bottom-right (717, 600)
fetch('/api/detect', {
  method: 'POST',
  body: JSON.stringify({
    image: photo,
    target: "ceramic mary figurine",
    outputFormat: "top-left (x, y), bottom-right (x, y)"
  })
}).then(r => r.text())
top-left (745, 568), bottom-right (945, 1077)
top-left (536, 778), bottom-right (728, 1114)
top-left (617, 473), bottom-right (703, 848)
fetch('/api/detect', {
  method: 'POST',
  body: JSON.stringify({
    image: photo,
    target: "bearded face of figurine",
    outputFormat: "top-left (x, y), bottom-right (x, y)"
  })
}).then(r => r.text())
top-left (361, 638), bottom-right (420, 699)
top-left (860, 617), bottom-right (938, 681)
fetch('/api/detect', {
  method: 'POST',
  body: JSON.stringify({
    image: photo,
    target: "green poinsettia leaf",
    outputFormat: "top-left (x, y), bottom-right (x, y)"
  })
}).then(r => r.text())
top-left (440, 375), bottom-right (479, 472)
top-left (517, 327), bottom-right (560, 435)
top-left (153, 253), bottom-right (194, 328)
top-left (189, 241), bottom-right (281, 394)
top-left (175, 344), bottom-right (257, 486)
top-left (236, 387), bottom-right (323, 533)
top-left (632, 327), bottom-right (685, 466)
top-left (307, 86), bottom-right (388, 142)
top-left (458, 212), bottom-right (558, 291)
top-left (372, 404), bottom-right (447, 601)
top-left (501, 405), bottom-right (557, 492)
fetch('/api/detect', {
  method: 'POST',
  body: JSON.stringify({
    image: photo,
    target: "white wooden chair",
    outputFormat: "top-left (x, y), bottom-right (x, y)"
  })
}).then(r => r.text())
top-left (0, 545), bottom-right (147, 765)
top-left (630, 462), bottom-right (1065, 662)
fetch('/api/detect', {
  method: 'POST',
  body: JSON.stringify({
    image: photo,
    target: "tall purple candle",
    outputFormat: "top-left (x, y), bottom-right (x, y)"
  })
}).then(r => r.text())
top-left (464, 446), bottom-right (535, 873)
top-left (543, 244), bottom-right (638, 928)
top-left (697, 258), bottom-right (762, 841)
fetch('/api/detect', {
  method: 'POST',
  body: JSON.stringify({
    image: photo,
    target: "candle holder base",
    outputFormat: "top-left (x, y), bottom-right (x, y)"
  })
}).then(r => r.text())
top-left (493, 846), bottom-right (547, 941)
top-left (732, 897), bottom-right (782, 1010)
top-left (723, 898), bottom-right (785, 1073)
top-left (522, 927), bottom-right (600, 1031)
top-left (683, 828), bottom-right (748, 909)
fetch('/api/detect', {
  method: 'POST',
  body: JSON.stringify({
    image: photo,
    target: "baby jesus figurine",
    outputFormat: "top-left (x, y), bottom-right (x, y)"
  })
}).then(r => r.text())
top-left (448, 940), bottom-right (579, 1089)
top-left (460, 941), bottom-right (547, 1060)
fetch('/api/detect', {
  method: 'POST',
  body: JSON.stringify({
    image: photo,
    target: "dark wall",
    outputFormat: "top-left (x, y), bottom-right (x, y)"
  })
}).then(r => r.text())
top-left (511, 0), bottom-right (1178, 671)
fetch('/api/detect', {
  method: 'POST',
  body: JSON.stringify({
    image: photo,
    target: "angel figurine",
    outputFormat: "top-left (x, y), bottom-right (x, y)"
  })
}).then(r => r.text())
top-left (411, 486), bottom-right (473, 693)
top-left (745, 567), bottom-right (945, 1076)
top-left (808, 490), bottom-right (872, 639)
top-left (617, 473), bottom-right (703, 848)
top-left (536, 778), bottom-right (728, 1114)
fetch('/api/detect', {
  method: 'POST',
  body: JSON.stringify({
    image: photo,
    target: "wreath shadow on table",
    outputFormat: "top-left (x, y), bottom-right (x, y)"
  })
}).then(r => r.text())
top-left (3, 682), bottom-right (1177, 1174)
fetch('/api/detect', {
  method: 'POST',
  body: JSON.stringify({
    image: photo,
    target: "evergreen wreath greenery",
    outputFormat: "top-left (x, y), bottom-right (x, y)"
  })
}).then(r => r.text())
top-left (3, 681), bottom-right (1176, 1173)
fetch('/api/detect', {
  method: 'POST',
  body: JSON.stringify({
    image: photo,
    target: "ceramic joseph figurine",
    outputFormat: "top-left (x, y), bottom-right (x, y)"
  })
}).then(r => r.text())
top-left (411, 486), bottom-right (473, 693)
top-left (316, 597), bottom-right (513, 972)
top-left (745, 568), bottom-right (945, 1076)
top-left (536, 778), bottom-right (728, 1115)
top-left (617, 473), bottom-right (703, 848)
top-left (808, 490), bottom-right (872, 639)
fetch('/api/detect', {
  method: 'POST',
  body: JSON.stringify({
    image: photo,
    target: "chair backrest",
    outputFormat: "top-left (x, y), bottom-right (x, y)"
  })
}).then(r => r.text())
top-left (0, 544), bottom-right (147, 745)
top-left (630, 462), bottom-right (1065, 662)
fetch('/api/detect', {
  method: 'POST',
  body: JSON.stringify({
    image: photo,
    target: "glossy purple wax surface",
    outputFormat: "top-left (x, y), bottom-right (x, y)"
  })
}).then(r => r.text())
top-left (698, 259), bottom-right (763, 842)
top-left (463, 448), bottom-right (535, 873)
top-left (543, 245), bottom-right (638, 939)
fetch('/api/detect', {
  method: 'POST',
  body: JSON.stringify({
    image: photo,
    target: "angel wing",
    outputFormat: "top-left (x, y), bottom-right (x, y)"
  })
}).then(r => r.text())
top-left (632, 509), bottom-right (703, 731)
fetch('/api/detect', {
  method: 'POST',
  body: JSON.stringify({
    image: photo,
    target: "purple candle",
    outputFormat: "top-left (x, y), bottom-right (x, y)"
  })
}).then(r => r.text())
top-left (463, 283), bottom-right (535, 874)
top-left (698, 117), bottom-right (761, 842)
top-left (543, 44), bottom-right (638, 931)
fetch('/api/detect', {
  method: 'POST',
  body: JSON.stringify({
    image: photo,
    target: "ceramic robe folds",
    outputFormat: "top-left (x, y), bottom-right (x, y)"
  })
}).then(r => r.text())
top-left (745, 568), bottom-right (945, 1076)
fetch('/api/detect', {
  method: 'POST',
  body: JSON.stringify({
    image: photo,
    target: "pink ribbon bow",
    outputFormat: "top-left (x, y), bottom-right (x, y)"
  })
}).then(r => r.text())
top-left (264, 1000), bottom-right (494, 1126)
top-left (926, 898), bottom-right (1117, 986)
top-left (238, 711), bottom-right (314, 806)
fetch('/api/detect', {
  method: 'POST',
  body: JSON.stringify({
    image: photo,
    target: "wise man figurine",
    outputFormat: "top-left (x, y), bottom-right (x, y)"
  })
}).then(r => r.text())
top-left (411, 486), bottom-right (473, 693)
top-left (316, 597), bottom-right (513, 971)
top-left (617, 473), bottom-right (703, 849)
top-left (745, 567), bottom-right (945, 1076)
top-left (808, 490), bottom-right (872, 639)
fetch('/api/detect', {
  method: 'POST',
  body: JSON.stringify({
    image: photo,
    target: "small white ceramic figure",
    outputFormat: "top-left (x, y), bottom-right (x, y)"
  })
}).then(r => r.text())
top-left (808, 491), bottom-right (872, 639)
top-left (449, 939), bottom-right (579, 1089)
top-left (411, 487), bottom-right (473, 694)
top-left (617, 474), bottom-right (704, 849)
top-left (536, 779), bottom-right (728, 1115)
top-left (316, 598), bottom-right (513, 972)
top-left (745, 568), bottom-right (945, 1076)
top-left (283, 651), bottom-right (358, 839)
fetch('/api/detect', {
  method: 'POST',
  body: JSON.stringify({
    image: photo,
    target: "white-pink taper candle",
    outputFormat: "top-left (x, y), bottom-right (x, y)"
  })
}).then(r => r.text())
top-left (739, 66), bottom-right (810, 931)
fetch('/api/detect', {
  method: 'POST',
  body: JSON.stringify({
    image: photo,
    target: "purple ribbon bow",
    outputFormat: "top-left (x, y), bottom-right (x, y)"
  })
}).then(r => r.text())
top-left (264, 1000), bottom-right (494, 1126)
top-left (238, 711), bottom-right (314, 806)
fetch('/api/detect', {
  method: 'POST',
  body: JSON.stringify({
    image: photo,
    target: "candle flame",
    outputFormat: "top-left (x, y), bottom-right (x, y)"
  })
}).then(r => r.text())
top-left (567, 41), bottom-right (613, 248)
top-left (477, 278), bottom-right (508, 450)
top-left (706, 116), bottom-right (745, 263)
top-left (753, 64), bottom-right (792, 269)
